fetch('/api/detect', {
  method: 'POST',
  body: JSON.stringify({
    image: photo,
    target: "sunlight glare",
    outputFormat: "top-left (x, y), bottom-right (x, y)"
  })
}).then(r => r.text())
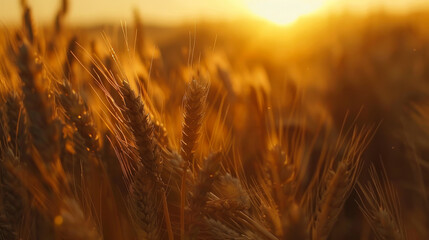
top-left (245, 0), bottom-right (327, 25)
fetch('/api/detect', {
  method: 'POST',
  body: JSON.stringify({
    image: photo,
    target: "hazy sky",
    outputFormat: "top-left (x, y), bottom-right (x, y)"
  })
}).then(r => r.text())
top-left (1, 0), bottom-right (428, 25)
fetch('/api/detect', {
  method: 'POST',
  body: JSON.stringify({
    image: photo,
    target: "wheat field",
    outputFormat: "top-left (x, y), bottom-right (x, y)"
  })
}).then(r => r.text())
top-left (0, 0), bottom-right (428, 240)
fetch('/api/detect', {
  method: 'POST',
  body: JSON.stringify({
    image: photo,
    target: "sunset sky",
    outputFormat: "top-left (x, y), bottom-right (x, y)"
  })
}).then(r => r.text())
top-left (1, 0), bottom-right (428, 26)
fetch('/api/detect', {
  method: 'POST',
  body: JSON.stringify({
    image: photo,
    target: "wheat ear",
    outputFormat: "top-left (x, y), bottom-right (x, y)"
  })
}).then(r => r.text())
top-left (17, 41), bottom-right (61, 164)
top-left (357, 164), bottom-right (407, 240)
top-left (56, 80), bottom-right (100, 153)
top-left (120, 80), bottom-right (172, 239)
top-left (312, 127), bottom-right (373, 240)
top-left (180, 77), bottom-right (209, 239)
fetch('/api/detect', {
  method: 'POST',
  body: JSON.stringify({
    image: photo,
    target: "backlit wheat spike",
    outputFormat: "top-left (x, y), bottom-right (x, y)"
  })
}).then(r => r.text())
top-left (120, 80), bottom-right (168, 239)
top-left (312, 127), bottom-right (373, 240)
top-left (56, 80), bottom-right (100, 153)
top-left (181, 77), bottom-right (209, 169)
top-left (120, 80), bottom-right (160, 176)
top-left (357, 164), bottom-right (407, 240)
top-left (180, 77), bottom-right (209, 239)
top-left (17, 41), bottom-right (60, 164)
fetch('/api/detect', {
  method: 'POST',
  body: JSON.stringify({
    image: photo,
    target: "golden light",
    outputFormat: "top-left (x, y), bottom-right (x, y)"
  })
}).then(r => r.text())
top-left (245, 0), bottom-right (327, 25)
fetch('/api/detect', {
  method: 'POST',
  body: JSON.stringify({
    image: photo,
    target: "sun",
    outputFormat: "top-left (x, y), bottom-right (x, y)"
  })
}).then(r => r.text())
top-left (245, 0), bottom-right (327, 25)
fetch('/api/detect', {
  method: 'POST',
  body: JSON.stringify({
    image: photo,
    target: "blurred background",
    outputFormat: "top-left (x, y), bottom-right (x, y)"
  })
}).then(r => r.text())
top-left (1, 0), bottom-right (429, 25)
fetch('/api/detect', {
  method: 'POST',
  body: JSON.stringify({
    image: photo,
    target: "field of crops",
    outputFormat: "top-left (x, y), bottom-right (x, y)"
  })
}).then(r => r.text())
top-left (0, 1), bottom-right (428, 239)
